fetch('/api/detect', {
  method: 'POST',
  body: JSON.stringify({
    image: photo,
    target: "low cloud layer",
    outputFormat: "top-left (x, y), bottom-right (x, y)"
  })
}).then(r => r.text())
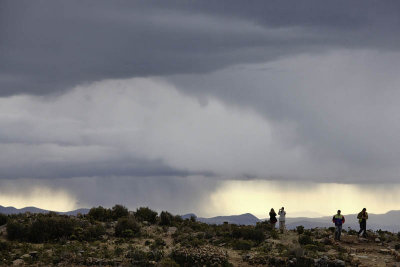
top-left (0, 78), bottom-right (311, 180)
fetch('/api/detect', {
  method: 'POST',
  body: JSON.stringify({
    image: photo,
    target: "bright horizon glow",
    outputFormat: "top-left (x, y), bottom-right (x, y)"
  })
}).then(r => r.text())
top-left (0, 186), bottom-right (77, 212)
top-left (202, 180), bottom-right (400, 218)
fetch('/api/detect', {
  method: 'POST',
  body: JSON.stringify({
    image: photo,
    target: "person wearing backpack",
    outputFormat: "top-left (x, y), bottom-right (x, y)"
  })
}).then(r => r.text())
top-left (332, 210), bottom-right (345, 241)
top-left (357, 208), bottom-right (368, 238)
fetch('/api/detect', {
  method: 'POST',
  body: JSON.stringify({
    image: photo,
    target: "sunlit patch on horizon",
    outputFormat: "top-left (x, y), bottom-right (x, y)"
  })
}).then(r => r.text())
top-left (0, 186), bottom-right (77, 212)
top-left (203, 180), bottom-right (400, 219)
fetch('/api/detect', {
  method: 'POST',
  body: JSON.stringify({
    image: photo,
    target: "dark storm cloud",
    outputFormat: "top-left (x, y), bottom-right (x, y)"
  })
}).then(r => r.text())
top-left (1, 0), bottom-right (400, 95)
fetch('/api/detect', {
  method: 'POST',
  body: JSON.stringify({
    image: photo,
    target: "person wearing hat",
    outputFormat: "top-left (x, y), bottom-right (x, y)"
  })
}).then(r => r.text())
top-left (332, 210), bottom-right (345, 241)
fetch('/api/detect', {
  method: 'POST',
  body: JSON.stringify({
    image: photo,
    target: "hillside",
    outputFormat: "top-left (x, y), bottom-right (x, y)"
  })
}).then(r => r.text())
top-left (0, 206), bottom-right (400, 266)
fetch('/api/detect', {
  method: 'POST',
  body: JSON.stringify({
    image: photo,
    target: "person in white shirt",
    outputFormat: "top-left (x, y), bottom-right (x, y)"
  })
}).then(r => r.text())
top-left (278, 207), bottom-right (286, 233)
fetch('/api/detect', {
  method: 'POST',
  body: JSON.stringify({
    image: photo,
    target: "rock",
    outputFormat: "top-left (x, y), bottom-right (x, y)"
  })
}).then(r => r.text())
top-left (375, 237), bottom-right (381, 242)
top-left (21, 254), bottom-right (30, 259)
top-left (357, 255), bottom-right (369, 259)
top-left (380, 248), bottom-right (391, 254)
top-left (12, 259), bottom-right (24, 266)
top-left (335, 259), bottom-right (345, 266)
top-left (29, 251), bottom-right (38, 258)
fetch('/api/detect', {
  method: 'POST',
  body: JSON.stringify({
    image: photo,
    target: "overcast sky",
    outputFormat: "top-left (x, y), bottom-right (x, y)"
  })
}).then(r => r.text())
top-left (1, 1), bottom-right (400, 216)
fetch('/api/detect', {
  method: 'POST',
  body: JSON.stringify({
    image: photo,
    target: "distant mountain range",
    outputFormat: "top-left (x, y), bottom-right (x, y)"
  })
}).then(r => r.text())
top-left (0, 205), bottom-right (89, 216)
top-left (2, 205), bottom-right (399, 232)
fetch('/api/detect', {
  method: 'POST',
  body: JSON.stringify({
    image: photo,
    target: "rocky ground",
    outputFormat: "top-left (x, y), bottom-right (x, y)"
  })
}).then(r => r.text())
top-left (1, 209), bottom-right (400, 266)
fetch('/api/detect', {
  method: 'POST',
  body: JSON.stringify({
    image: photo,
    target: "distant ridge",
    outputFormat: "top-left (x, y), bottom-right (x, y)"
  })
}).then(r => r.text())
top-left (2, 205), bottom-right (400, 232)
top-left (0, 205), bottom-right (90, 216)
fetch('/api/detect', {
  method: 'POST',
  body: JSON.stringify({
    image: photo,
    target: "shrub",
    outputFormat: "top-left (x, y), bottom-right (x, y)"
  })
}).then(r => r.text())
top-left (83, 223), bottom-right (106, 241)
top-left (296, 225), bottom-right (304, 234)
top-left (347, 229), bottom-right (358, 235)
top-left (255, 221), bottom-right (273, 232)
top-left (111, 205), bottom-right (129, 220)
top-left (151, 238), bottom-right (166, 249)
top-left (232, 240), bottom-right (253, 250)
top-left (270, 229), bottom-right (279, 240)
top-left (173, 215), bottom-right (183, 224)
top-left (88, 206), bottom-right (112, 222)
top-left (0, 214), bottom-right (7, 226)
top-left (298, 234), bottom-right (314, 245)
top-left (232, 226), bottom-right (265, 243)
top-left (158, 257), bottom-right (179, 267)
top-left (304, 244), bottom-right (318, 251)
top-left (395, 243), bottom-right (400, 250)
top-left (160, 211), bottom-right (174, 226)
top-left (6, 221), bottom-right (29, 241)
top-left (28, 216), bottom-right (76, 242)
top-left (115, 217), bottom-right (140, 237)
top-left (135, 207), bottom-right (158, 224)
top-left (0, 241), bottom-right (10, 251)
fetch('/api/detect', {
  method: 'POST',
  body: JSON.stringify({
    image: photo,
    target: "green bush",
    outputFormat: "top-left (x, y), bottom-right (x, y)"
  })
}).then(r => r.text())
top-left (28, 216), bottom-right (76, 242)
top-left (6, 221), bottom-right (30, 241)
top-left (298, 234), bottom-right (314, 245)
top-left (232, 226), bottom-right (265, 243)
top-left (158, 257), bottom-right (179, 267)
top-left (111, 205), bottom-right (129, 220)
top-left (304, 244), bottom-right (318, 251)
top-left (160, 211), bottom-right (174, 226)
top-left (255, 221), bottom-right (273, 231)
top-left (115, 217), bottom-right (140, 237)
top-left (270, 229), bottom-right (279, 240)
top-left (135, 207), bottom-right (158, 224)
top-left (232, 239), bottom-right (253, 250)
top-left (296, 225), bottom-right (304, 234)
top-left (0, 214), bottom-right (7, 226)
top-left (88, 206), bottom-right (112, 222)
top-left (83, 223), bottom-right (106, 241)
top-left (150, 238), bottom-right (166, 249)
top-left (347, 229), bottom-right (358, 235)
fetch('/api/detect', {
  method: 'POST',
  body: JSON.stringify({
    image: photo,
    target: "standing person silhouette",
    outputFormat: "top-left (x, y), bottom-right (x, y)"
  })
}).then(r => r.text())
top-left (357, 208), bottom-right (368, 238)
top-left (332, 210), bottom-right (345, 241)
top-left (278, 207), bottom-right (286, 233)
top-left (269, 208), bottom-right (277, 228)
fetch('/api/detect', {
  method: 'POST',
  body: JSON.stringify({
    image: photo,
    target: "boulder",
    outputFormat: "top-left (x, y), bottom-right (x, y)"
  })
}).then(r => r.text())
top-left (12, 259), bottom-right (24, 266)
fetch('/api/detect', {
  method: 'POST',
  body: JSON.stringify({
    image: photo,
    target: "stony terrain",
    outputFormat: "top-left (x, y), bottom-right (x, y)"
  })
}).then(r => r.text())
top-left (0, 206), bottom-right (400, 266)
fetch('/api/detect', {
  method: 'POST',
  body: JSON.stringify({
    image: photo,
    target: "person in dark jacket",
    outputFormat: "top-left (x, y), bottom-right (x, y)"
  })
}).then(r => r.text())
top-left (357, 208), bottom-right (368, 238)
top-left (269, 208), bottom-right (277, 228)
top-left (332, 210), bottom-right (345, 241)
